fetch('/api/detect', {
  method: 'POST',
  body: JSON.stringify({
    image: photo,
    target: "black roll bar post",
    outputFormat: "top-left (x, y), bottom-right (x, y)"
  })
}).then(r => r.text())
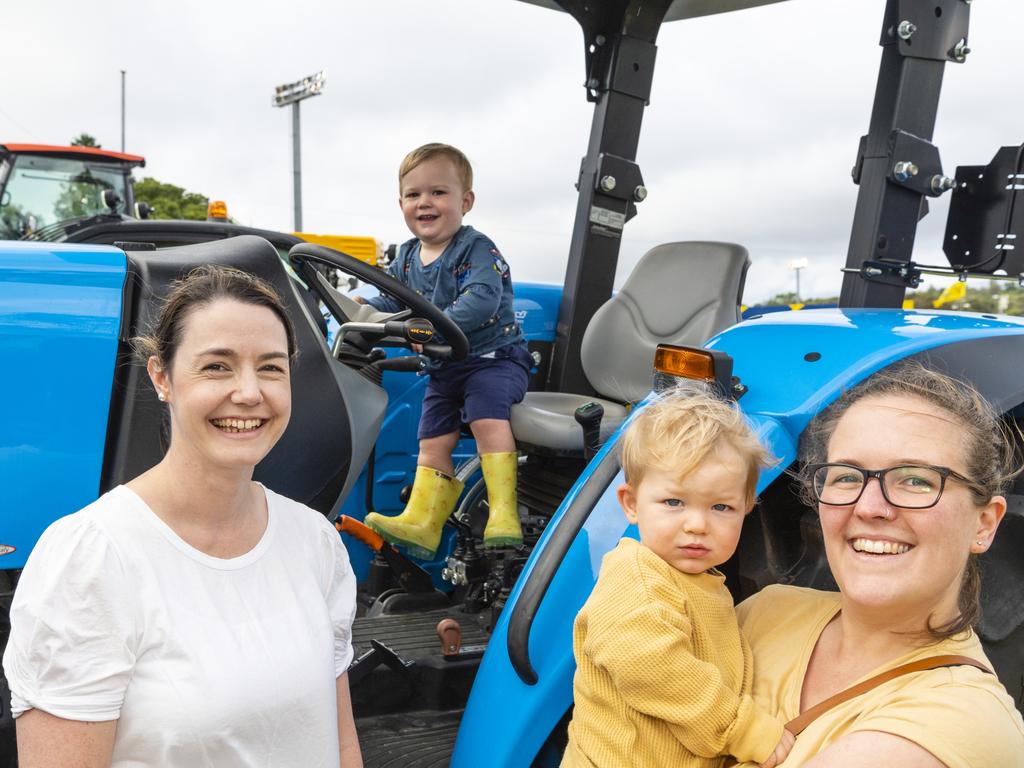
top-left (839, 0), bottom-right (971, 308)
top-left (545, 0), bottom-right (673, 395)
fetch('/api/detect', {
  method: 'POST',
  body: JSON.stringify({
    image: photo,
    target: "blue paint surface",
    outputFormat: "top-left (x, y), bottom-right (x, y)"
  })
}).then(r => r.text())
top-left (0, 242), bottom-right (125, 569)
top-left (452, 307), bottom-right (1024, 766)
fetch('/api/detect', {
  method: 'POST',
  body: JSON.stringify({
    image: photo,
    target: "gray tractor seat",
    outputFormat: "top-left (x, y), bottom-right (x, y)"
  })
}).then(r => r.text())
top-left (510, 241), bottom-right (750, 453)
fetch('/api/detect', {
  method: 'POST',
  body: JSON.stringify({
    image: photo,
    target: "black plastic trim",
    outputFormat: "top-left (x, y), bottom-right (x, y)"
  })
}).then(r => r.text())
top-left (508, 448), bottom-right (621, 684)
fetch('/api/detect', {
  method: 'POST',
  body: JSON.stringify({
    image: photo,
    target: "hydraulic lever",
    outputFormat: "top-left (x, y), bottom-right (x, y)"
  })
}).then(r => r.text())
top-left (339, 317), bottom-right (434, 344)
top-left (574, 401), bottom-right (605, 462)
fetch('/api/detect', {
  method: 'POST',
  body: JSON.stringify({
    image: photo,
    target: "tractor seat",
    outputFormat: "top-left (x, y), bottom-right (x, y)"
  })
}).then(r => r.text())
top-left (510, 241), bottom-right (750, 453)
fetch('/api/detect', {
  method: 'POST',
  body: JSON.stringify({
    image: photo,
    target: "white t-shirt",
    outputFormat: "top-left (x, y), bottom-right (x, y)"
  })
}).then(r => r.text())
top-left (3, 484), bottom-right (357, 767)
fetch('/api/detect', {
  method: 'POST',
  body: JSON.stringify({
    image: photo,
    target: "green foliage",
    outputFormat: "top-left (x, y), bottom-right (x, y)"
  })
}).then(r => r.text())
top-left (54, 177), bottom-right (103, 220)
top-left (906, 283), bottom-right (1024, 315)
top-left (760, 292), bottom-right (838, 307)
top-left (764, 284), bottom-right (1024, 316)
top-left (133, 177), bottom-right (209, 221)
top-left (70, 133), bottom-right (101, 148)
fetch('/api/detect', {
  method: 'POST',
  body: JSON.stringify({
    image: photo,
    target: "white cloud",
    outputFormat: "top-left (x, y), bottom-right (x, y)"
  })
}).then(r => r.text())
top-left (2, 0), bottom-right (1019, 303)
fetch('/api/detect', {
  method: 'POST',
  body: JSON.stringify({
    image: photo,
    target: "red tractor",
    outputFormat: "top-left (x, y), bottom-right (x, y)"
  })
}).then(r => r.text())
top-left (0, 143), bottom-right (148, 241)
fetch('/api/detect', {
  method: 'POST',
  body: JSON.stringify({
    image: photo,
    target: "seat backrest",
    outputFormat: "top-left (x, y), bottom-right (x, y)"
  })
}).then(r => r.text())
top-left (581, 241), bottom-right (749, 403)
top-left (100, 235), bottom-right (387, 516)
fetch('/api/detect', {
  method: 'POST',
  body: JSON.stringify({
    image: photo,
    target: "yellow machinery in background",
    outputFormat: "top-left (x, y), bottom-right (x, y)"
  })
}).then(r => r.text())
top-left (294, 232), bottom-right (383, 267)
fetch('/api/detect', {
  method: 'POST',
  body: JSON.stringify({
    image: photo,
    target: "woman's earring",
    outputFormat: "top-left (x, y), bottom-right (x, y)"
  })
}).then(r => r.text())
top-left (158, 392), bottom-right (166, 402)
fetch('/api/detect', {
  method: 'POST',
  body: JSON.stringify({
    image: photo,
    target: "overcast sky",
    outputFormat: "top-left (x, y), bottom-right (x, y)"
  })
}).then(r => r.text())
top-left (3, 0), bottom-right (1020, 302)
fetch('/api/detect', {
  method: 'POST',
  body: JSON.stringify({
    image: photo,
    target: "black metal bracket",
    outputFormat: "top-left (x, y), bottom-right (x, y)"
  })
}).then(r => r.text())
top-left (594, 153), bottom-right (644, 200)
top-left (855, 130), bottom-right (948, 197)
top-left (583, 33), bottom-right (657, 102)
top-left (943, 144), bottom-right (1024, 273)
top-left (555, 0), bottom-right (664, 103)
top-left (347, 639), bottom-right (415, 686)
top-left (884, 0), bottom-right (971, 63)
top-left (850, 258), bottom-right (924, 289)
top-left (885, 130), bottom-right (947, 197)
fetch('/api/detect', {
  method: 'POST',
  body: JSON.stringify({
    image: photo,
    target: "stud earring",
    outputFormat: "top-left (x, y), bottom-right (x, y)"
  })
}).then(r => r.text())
top-left (976, 539), bottom-right (984, 546)
top-left (157, 392), bottom-right (166, 402)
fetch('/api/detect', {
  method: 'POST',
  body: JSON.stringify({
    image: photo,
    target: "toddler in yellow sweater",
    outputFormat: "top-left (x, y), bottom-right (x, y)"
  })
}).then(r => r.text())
top-left (562, 390), bottom-right (794, 768)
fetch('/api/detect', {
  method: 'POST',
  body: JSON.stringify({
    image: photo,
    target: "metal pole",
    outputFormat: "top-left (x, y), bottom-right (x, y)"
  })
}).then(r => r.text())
top-left (120, 70), bottom-right (126, 153)
top-left (292, 101), bottom-right (302, 231)
top-left (795, 268), bottom-right (801, 302)
top-left (545, 0), bottom-right (672, 394)
top-left (837, 0), bottom-right (965, 308)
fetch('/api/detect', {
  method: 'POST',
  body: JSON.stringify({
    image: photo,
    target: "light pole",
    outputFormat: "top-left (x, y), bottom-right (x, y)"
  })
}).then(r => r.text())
top-left (788, 257), bottom-right (808, 302)
top-left (272, 70), bottom-right (326, 232)
top-left (120, 70), bottom-right (126, 152)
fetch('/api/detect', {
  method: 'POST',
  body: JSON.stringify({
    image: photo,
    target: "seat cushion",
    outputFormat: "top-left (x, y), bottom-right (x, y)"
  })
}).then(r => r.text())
top-left (510, 392), bottom-right (628, 452)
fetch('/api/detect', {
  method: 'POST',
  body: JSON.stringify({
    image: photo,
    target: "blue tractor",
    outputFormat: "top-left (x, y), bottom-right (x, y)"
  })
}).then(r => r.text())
top-left (1, 0), bottom-right (1022, 766)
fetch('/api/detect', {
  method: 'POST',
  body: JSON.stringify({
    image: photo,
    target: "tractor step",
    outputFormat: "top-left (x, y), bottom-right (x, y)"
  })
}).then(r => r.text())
top-left (350, 607), bottom-right (489, 718)
top-left (356, 709), bottom-right (461, 767)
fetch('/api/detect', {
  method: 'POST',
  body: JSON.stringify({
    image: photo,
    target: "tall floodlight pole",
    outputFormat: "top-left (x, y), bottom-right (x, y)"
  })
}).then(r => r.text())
top-left (272, 70), bottom-right (326, 232)
top-left (788, 258), bottom-right (808, 302)
top-left (120, 70), bottom-right (126, 152)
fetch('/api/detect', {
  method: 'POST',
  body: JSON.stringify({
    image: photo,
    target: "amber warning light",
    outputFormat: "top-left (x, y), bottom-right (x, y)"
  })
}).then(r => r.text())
top-left (653, 344), bottom-right (738, 398)
top-left (207, 200), bottom-right (228, 220)
top-left (655, 345), bottom-right (719, 379)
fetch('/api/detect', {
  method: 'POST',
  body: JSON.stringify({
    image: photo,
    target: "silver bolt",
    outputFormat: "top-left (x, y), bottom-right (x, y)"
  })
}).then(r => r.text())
top-left (633, 185), bottom-right (648, 202)
top-left (930, 175), bottom-right (956, 194)
top-left (587, 78), bottom-right (600, 89)
top-left (953, 39), bottom-right (971, 62)
top-left (897, 20), bottom-right (917, 40)
top-left (893, 161), bottom-right (919, 182)
top-left (595, 34), bottom-right (606, 45)
top-left (599, 175), bottom-right (617, 192)
top-left (865, 267), bottom-right (884, 277)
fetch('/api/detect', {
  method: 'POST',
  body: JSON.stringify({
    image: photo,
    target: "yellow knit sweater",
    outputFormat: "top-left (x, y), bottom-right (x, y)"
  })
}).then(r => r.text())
top-left (562, 539), bottom-right (783, 768)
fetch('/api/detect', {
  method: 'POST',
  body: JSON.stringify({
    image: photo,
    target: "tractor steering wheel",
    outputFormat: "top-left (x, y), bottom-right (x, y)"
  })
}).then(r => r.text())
top-left (288, 242), bottom-right (470, 361)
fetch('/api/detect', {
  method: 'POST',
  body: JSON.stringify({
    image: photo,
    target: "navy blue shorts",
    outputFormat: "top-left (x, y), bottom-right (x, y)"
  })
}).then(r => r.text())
top-left (418, 344), bottom-right (533, 439)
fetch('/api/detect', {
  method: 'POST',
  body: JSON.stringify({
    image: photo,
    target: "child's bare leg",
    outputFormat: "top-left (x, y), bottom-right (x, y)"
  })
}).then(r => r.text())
top-left (417, 430), bottom-right (460, 476)
top-left (468, 418), bottom-right (516, 453)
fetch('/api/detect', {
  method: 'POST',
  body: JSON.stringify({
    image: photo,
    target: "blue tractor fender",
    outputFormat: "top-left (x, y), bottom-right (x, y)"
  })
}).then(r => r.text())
top-left (0, 242), bottom-right (126, 569)
top-left (452, 307), bottom-right (1024, 767)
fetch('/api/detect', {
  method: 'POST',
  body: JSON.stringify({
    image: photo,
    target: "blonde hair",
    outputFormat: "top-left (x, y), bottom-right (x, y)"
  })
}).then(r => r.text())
top-left (399, 143), bottom-right (473, 193)
top-left (619, 388), bottom-right (775, 509)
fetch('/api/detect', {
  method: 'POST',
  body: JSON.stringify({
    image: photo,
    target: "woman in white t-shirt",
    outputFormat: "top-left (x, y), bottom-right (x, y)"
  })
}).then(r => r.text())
top-left (3, 265), bottom-right (362, 767)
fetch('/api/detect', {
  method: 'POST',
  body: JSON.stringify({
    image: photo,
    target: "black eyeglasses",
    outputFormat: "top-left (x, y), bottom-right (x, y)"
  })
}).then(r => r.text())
top-left (807, 463), bottom-right (982, 510)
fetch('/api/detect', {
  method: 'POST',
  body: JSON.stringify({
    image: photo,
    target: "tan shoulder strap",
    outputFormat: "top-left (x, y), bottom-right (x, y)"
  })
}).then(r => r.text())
top-left (785, 654), bottom-right (993, 736)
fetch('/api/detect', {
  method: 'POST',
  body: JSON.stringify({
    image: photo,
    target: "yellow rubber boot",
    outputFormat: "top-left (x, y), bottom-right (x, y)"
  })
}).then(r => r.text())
top-left (481, 451), bottom-right (523, 549)
top-left (364, 466), bottom-right (464, 560)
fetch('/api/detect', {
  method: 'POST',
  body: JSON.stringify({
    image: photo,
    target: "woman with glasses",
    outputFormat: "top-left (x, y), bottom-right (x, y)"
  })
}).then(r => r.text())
top-left (735, 362), bottom-right (1024, 767)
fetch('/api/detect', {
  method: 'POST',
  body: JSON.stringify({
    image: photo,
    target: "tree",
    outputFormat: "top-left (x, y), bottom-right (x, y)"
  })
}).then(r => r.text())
top-left (133, 177), bottom-right (209, 221)
top-left (71, 133), bottom-right (101, 148)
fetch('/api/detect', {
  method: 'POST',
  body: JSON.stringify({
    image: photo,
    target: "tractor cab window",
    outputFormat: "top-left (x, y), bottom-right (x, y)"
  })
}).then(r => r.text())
top-left (0, 155), bottom-right (131, 239)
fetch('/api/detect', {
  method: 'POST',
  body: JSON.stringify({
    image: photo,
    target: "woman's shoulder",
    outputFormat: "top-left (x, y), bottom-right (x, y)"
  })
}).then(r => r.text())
top-left (30, 487), bottom-right (138, 562)
top-left (262, 486), bottom-right (351, 561)
top-left (849, 646), bottom-right (1024, 765)
top-left (263, 486), bottom-right (336, 533)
